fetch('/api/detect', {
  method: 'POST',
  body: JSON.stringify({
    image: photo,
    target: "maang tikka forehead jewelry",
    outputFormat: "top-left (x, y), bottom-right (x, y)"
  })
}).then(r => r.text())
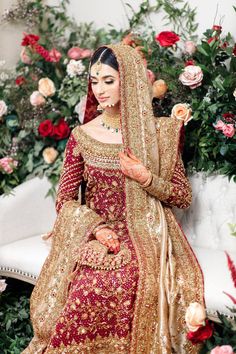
top-left (94, 48), bottom-right (108, 76)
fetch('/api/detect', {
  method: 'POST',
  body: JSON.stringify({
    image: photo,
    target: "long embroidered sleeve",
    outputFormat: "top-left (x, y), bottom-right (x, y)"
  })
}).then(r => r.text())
top-left (56, 133), bottom-right (84, 213)
top-left (143, 156), bottom-right (192, 209)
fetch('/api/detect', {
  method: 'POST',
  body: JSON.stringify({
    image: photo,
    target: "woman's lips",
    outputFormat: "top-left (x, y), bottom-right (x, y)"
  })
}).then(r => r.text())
top-left (98, 97), bottom-right (109, 102)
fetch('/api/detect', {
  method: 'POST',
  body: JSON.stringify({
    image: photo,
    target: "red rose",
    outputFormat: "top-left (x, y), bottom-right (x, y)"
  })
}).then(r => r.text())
top-left (187, 320), bottom-right (214, 344)
top-left (222, 113), bottom-right (235, 123)
top-left (185, 60), bottom-right (195, 66)
top-left (155, 31), bottom-right (180, 47)
top-left (53, 119), bottom-right (70, 140)
top-left (38, 119), bottom-right (54, 137)
top-left (212, 25), bottom-right (222, 32)
top-left (21, 33), bottom-right (40, 46)
top-left (15, 76), bottom-right (26, 86)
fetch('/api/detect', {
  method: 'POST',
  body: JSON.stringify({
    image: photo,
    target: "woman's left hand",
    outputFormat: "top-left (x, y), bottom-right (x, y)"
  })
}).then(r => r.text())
top-left (119, 148), bottom-right (150, 184)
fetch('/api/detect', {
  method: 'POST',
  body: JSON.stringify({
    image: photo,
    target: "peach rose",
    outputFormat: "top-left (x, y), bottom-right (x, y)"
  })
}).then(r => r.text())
top-left (20, 47), bottom-right (32, 65)
top-left (152, 79), bottom-right (168, 99)
top-left (184, 40), bottom-right (196, 55)
top-left (222, 124), bottom-right (235, 138)
top-left (0, 100), bottom-right (7, 116)
top-left (122, 33), bottom-right (136, 46)
top-left (185, 302), bottom-right (206, 332)
top-left (30, 91), bottom-right (46, 106)
top-left (0, 279), bottom-right (7, 292)
top-left (42, 147), bottom-right (59, 164)
top-left (211, 345), bottom-right (234, 354)
top-left (67, 47), bottom-right (92, 60)
top-left (38, 78), bottom-right (56, 97)
top-left (171, 103), bottom-right (192, 125)
top-left (179, 65), bottom-right (203, 89)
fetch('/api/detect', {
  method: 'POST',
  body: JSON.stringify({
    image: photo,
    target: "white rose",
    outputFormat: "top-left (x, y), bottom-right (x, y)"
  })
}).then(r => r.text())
top-left (0, 279), bottom-right (7, 293)
top-left (185, 302), bottom-right (206, 332)
top-left (66, 59), bottom-right (85, 77)
top-left (30, 91), bottom-right (46, 106)
top-left (0, 100), bottom-right (7, 116)
top-left (184, 41), bottom-right (196, 55)
top-left (74, 95), bottom-right (87, 124)
top-left (233, 88), bottom-right (236, 100)
top-left (179, 65), bottom-right (203, 89)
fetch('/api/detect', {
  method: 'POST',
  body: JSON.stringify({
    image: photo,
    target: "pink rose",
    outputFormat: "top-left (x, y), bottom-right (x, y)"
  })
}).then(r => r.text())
top-left (222, 124), bottom-right (235, 138)
top-left (184, 41), bottom-right (196, 55)
top-left (211, 345), bottom-right (234, 354)
top-left (179, 65), bottom-right (203, 89)
top-left (67, 47), bottom-right (92, 60)
top-left (30, 91), bottom-right (46, 106)
top-left (20, 47), bottom-right (32, 65)
top-left (48, 48), bottom-right (62, 63)
top-left (0, 157), bottom-right (18, 174)
top-left (214, 120), bottom-right (226, 131)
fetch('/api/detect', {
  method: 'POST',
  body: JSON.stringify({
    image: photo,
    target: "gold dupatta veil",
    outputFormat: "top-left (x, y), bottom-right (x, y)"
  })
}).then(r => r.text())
top-left (23, 44), bottom-right (204, 354)
top-left (105, 44), bottom-right (204, 353)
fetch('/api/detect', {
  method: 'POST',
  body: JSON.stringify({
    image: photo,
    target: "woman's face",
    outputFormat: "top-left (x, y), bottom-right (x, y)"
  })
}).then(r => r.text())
top-left (90, 63), bottom-right (120, 109)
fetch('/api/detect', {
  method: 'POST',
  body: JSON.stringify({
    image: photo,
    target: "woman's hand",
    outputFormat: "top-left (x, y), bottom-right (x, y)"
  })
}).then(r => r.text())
top-left (95, 227), bottom-right (120, 254)
top-left (119, 148), bottom-right (150, 184)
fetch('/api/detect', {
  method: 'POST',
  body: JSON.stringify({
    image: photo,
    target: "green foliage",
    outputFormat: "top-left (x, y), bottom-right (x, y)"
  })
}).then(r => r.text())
top-left (0, 279), bottom-right (33, 353)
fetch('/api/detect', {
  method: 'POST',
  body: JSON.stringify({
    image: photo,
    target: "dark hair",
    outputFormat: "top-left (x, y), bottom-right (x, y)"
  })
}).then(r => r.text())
top-left (90, 46), bottom-right (119, 72)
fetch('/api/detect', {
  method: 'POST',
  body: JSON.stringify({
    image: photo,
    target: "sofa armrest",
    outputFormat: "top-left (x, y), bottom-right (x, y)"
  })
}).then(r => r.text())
top-left (0, 177), bottom-right (56, 246)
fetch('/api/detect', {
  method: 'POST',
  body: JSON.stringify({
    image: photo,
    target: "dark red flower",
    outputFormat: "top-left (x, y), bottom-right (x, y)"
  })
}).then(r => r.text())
top-left (233, 44), bottom-right (236, 57)
top-left (207, 37), bottom-right (219, 44)
top-left (222, 113), bottom-right (235, 124)
top-left (15, 76), bottom-right (26, 86)
top-left (53, 119), bottom-right (70, 140)
top-left (21, 33), bottom-right (40, 46)
top-left (212, 25), bottom-right (222, 32)
top-left (155, 31), bottom-right (180, 47)
top-left (187, 320), bottom-right (214, 344)
top-left (38, 120), bottom-right (54, 137)
top-left (221, 41), bottom-right (228, 49)
top-left (185, 60), bottom-right (195, 66)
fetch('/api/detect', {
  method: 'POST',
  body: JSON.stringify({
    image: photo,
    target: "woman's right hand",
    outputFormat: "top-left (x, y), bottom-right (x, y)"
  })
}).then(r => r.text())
top-left (95, 227), bottom-right (120, 254)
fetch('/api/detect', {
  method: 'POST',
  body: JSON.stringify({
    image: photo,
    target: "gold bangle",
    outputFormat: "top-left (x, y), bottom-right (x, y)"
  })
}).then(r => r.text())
top-left (140, 170), bottom-right (153, 188)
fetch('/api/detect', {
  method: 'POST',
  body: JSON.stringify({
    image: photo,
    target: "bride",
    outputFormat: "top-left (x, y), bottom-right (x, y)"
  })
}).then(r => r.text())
top-left (23, 43), bottom-right (204, 354)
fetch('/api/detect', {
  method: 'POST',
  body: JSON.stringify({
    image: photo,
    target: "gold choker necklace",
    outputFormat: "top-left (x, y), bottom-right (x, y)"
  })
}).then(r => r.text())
top-left (100, 110), bottom-right (121, 133)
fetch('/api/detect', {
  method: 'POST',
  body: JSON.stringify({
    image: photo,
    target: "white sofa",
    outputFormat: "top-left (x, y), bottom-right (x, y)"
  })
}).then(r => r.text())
top-left (0, 174), bottom-right (236, 318)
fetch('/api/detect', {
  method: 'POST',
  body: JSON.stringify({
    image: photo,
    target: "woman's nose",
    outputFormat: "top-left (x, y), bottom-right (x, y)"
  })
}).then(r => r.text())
top-left (97, 82), bottom-right (105, 95)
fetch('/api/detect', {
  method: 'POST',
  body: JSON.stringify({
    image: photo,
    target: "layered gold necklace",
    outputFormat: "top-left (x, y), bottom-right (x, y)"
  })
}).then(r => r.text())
top-left (100, 110), bottom-right (121, 133)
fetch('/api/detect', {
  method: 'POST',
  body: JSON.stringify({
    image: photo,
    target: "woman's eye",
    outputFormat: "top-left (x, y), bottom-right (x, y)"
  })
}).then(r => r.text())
top-left (91, 81), bottom-right (98, 85)
top-left (105, 81), bottom-right (114, 85)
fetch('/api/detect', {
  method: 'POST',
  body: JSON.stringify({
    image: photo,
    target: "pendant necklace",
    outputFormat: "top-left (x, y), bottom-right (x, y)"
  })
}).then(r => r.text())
top-left (100, 110), bottom-right (121, 133)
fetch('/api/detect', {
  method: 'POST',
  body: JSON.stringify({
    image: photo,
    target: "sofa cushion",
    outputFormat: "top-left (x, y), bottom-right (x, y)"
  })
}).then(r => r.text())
top-left (0, 235), bottom-right (51, 284)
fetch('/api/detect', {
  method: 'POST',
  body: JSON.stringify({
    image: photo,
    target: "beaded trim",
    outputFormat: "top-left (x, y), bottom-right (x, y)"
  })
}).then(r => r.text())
top-left (0, 266), bottom-right (37, 285)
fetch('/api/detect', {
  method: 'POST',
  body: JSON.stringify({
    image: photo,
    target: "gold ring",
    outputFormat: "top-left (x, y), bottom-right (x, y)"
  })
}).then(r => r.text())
top-left (106, 234), bottom-right (113, 240)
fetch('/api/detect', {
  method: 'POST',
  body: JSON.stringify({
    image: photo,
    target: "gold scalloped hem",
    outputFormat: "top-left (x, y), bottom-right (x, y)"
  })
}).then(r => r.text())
top-left (74, 240), bottom-right (132, 270)
top-left (45, 334), bottom-right (130, 354)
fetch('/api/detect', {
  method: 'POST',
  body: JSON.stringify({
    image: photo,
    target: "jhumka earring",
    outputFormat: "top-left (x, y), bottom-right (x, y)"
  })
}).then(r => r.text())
top-left (97, 104), bottom-right (103, 112)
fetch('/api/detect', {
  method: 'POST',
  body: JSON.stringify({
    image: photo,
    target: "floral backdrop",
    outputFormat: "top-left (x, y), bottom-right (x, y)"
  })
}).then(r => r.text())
top-left (0, 0), bottom-right (235, 198)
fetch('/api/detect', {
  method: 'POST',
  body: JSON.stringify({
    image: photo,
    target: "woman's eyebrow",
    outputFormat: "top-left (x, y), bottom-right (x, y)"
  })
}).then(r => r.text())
top-left (90, 75), bottom-right (115, 79)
